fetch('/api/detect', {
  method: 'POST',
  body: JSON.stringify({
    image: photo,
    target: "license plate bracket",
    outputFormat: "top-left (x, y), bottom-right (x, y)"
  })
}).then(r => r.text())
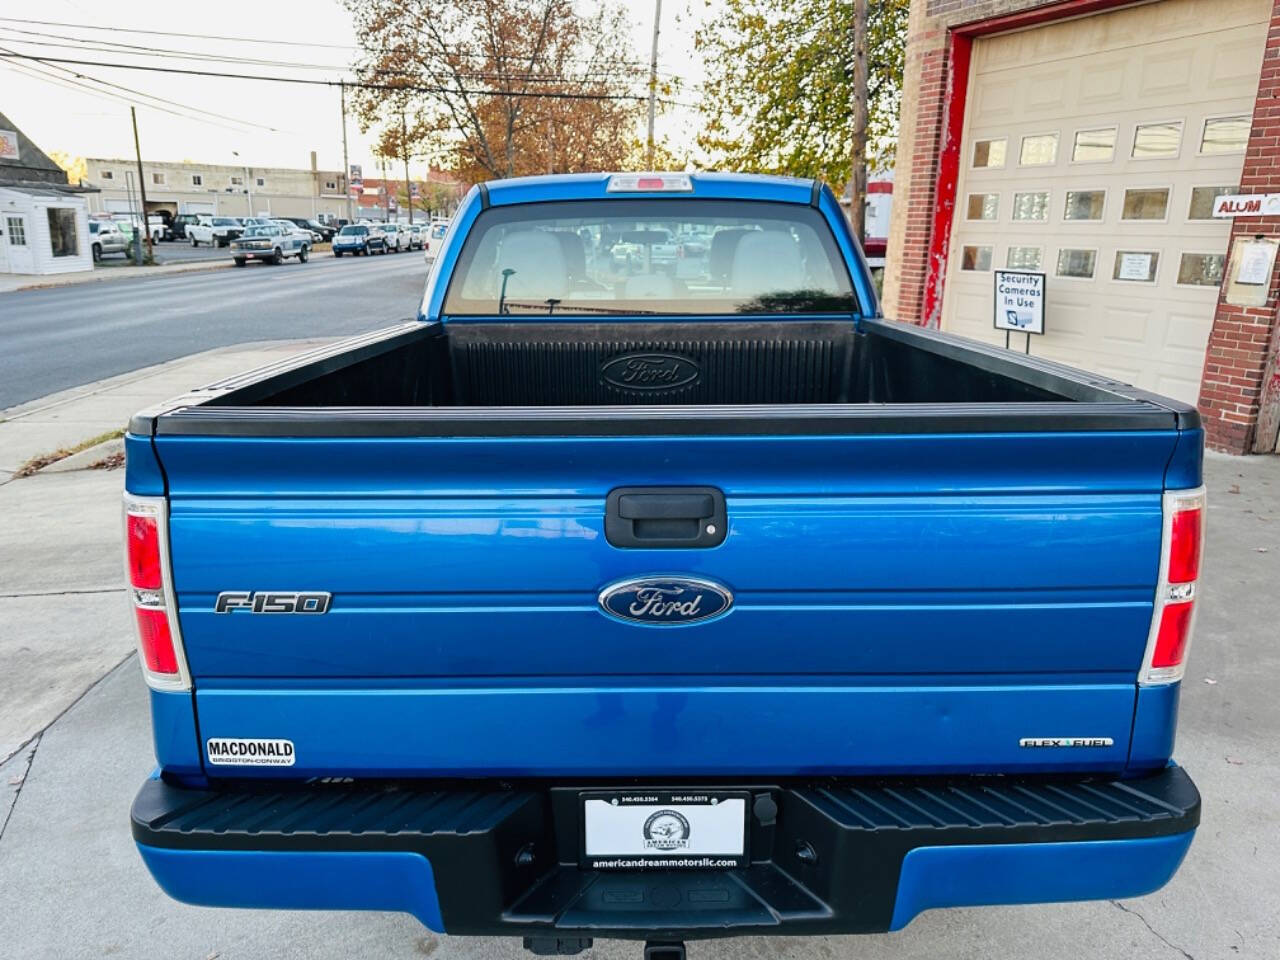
top-left (579, 790), bottom-right (750, 870)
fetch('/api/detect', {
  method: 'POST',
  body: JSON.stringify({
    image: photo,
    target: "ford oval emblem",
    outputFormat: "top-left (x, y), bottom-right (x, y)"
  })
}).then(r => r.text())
top-left (600, 353), bottom-right (700, 392)
top-left (598, 576), bottom-right (733, 626)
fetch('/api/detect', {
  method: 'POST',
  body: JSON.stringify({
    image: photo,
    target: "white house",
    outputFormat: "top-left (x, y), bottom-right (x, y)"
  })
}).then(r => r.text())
top-left (0, 185), bottom-right (93, 276)
top-left (1, 109), bottom-right (96, 277)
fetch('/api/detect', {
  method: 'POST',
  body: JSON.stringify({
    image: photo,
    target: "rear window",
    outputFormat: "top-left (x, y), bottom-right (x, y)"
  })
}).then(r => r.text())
top-left (339, 225), bottom-right (368, 235)
top-left (442, 199), bottom-right (857, 316)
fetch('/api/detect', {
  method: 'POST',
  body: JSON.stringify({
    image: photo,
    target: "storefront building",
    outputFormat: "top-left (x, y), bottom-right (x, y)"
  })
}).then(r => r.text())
top-left (884, 0), bottom-right (1280, 453)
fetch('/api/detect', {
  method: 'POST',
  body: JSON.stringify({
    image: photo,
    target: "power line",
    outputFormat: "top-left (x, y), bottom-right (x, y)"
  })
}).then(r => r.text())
top-left (0, 50), bottom-right (695, 106)
top-left (0, 58), bottom-right (274, 135)
top-left (0, 16), bottom-right (675, 69)
top-left (0, 33), bottom-right (660, 84)
top-left (0, 44), bottom-right (288, 132)
top-left (0, 16), bottom-right (361, 50)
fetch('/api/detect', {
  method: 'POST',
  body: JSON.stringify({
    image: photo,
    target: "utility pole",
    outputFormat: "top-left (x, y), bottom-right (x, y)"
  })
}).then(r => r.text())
top-left (340, 81), bottom-right (353, 224)
top-left (849, 0), bottom-right (869, 242)
top-left (401, 110), bottom-right (413, 225)
top-left (645, 0), bottom-right (663, 168)
top-left (130, 107), bottom-right (152, 261)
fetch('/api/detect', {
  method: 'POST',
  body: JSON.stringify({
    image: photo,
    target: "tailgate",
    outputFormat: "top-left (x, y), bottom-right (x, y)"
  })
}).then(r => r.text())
top-left (156, 429), bottom-right (1176, 778)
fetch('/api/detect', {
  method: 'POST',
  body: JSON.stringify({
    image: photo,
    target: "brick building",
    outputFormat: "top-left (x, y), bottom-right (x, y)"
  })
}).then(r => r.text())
top-left (884, 0), bottom-right (1280, 454)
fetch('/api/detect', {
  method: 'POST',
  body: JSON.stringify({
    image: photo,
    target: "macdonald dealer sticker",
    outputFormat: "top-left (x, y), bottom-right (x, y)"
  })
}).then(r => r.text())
top-left (206, 738), bottom-right (296, 766)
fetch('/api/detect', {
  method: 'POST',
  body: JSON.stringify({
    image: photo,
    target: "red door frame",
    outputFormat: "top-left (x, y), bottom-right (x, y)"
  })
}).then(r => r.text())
top-left (921, 0), bottom-right (1152, 326)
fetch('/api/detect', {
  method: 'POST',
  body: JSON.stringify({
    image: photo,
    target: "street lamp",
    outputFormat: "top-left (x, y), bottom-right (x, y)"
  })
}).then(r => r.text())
top-left (232, 151), bottom-right (252, 217)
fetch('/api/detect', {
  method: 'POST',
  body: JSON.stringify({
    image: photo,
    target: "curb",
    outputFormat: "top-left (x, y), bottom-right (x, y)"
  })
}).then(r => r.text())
top-left (3, 260), bottom-right (232, 294)
top-left (1, 337), bottom-right (331, 424)
top-left (40, 438), bottom-right (125, 474)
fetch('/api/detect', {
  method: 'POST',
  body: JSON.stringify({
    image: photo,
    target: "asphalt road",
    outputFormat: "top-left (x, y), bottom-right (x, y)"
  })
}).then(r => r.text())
top-left (0, 251), bottom-right (427, 410)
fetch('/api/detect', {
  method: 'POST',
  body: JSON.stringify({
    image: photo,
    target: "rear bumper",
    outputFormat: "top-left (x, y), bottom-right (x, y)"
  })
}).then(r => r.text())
top-left (132, 766), bottom-right (1198, 940)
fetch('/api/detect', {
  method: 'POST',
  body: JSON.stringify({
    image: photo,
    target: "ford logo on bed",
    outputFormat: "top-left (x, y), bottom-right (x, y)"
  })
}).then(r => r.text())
top-left (598, 576), bottom-right (733, 625)
top-left (600, 353), bottom-right (700, 392)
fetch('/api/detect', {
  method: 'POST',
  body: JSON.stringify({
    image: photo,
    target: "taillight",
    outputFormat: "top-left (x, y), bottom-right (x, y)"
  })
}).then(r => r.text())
top-left (123, 494), bottom-right (189, 690)
top-left (1140, 487), bottom-right (1205, 685)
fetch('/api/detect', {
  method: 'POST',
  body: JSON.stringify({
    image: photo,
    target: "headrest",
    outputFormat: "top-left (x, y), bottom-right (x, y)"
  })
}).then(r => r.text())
top-left (729, 231), bottom-right (804, 298)
top-left (496, 230), bottom-right (569, 302)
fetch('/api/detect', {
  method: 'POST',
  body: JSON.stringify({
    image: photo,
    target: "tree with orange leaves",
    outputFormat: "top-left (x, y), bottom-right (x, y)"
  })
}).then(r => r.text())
top-left (345, 0), bottom-right (645, 186)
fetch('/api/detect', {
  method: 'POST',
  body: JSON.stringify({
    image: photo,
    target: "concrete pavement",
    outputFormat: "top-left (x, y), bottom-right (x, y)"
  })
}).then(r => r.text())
top-left (0, 449), bottom-right (1276, 959)
top-left (0, 338), bottom-right (337, 765)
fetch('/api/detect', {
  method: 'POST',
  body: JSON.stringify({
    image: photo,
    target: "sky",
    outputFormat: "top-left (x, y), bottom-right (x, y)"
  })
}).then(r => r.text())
top-left (0, 0), bottom-right (712, 178)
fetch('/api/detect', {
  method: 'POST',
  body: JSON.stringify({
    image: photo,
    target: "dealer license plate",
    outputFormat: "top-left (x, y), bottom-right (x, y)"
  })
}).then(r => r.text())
top-left (580, 790), bottom-right (749, 870)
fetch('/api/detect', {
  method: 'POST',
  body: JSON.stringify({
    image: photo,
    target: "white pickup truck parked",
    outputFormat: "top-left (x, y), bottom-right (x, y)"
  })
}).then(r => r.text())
top-left (187, 215), bottom-right (244, 248)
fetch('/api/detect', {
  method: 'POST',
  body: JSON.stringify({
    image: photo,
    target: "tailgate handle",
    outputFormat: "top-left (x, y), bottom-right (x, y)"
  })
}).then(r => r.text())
top-left (606, 487), bottom-right (727, 549)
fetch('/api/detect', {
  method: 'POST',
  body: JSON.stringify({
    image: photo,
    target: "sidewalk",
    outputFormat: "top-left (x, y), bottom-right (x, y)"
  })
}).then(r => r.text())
top-left (0, 257), bottom-right (231, 295)
top-left (0, 338), bottom-right (336, 475)
top-left (0, 338), bottom-right (333, 766)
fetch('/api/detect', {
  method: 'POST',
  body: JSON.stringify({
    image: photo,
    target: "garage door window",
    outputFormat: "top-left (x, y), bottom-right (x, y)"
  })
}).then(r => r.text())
top-left (1007, 246), bottom-right (1042, 270)
top-left (1011, 192), bottom-right (1049, 221)
top-left (1177, 252), bottom-right (1226, 287)
top-left (1072, 128), bottom-right (1116, 163)
top-left (1064, 190), bottom-right (1105, 221)
top-left (1188, 186), bottom-right (1236, 220)
top-left (1113, 250), bottom-right (1160, 282)
top-left (1019, 133), bottom-right (1058, 166)
top-left (972, 139), bottom-right (1007, 168)
top-left (1200, 116), bottom-right (1250, 155)
top-left (961, 245), bottom-right (992, 271)
top-left (1122, 188), bottom-right (1170, 221)
top-left (1132, 121), bottom-right (1182, 159)
top-left (966, 193), bottom-right (999, 220)
top-left (1056, 248), bottom-right (1097, 279)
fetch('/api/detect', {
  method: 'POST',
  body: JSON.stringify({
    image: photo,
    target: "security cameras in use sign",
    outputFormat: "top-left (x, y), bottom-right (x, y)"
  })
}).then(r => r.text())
top-left (993, 270), bottom-right (1046, 335)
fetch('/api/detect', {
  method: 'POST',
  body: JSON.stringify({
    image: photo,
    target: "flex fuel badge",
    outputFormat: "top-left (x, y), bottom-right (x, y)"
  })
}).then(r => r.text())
top-left (206, 738), bottom-right (296, 766)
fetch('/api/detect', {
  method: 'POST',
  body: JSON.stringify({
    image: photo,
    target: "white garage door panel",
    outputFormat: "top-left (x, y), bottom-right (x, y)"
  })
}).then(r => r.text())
top-left (943, 0), bottom-right (1270, 405)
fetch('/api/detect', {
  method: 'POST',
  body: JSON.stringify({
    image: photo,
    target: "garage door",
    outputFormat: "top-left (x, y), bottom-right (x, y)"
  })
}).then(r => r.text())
top-left (942, 0), bottom-right (1270, 404)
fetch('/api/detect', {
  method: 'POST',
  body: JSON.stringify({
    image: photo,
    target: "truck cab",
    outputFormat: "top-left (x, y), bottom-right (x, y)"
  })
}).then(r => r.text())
top-left (125, 172), bottom-right (1202, 956)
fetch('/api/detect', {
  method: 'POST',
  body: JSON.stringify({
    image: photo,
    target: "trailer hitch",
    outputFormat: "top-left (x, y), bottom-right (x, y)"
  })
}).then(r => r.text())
top-left (644, 941), bottom-right (687, 960)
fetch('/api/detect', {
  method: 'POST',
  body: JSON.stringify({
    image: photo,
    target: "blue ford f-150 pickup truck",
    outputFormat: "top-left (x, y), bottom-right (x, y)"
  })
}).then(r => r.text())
top-left (124, 172), bottom-right (1203, 957)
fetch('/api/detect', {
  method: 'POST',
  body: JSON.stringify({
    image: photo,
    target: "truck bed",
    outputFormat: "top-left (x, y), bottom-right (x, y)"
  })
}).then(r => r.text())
top-left (132, 317), bottom-right (1197, 437)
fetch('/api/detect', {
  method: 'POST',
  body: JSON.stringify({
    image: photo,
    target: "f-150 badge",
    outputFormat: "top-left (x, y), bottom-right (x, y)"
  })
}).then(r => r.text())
top-left (215, 591), bottom-right (331, 614)
top-left (598, 577), bottom-right (732, 625)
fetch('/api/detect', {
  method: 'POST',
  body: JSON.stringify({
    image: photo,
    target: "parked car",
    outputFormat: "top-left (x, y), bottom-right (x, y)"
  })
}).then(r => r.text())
top-left (284, 217), bottom-right (335, 242)
top-left (108, 214), bottom-right (165, 244)
top-left (88, 220), bottom-right (128, 262)
top-left (380, 222), bottom-right (406, 253)
top-left (228, 223), bottom-right (311, 266)
top-left (404, 223), bottom-right (425, 250)
top-left (169, 213), bottom-right (204, 241)
top-left (188, 216), bottom-right (243, 248)
top-left (269, 219), bottom-right (319, 243)
top-left (330, 223), bottom-right (384, 256)
top-left (423, 219), bottom-right (449, 261)
top-left (126, 172), bottom-right (1204, 956)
